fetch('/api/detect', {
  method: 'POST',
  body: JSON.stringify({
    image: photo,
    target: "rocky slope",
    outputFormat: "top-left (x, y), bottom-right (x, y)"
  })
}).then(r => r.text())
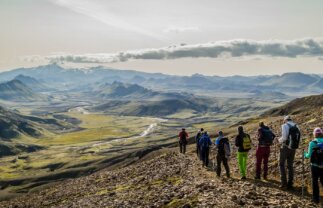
top-left (0, 147), bottom-right (317, 208)
top-left (0, 94), bottom-right (322, 207)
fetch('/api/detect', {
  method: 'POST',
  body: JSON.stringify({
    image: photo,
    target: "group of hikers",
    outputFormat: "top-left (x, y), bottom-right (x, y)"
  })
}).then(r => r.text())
top-left (178, 115), bottom-right (323, 204)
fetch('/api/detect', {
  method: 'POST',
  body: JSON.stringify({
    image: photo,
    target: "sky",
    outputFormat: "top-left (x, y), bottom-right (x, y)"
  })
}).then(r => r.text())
top-left (0, 0), bottom-right (323, 76)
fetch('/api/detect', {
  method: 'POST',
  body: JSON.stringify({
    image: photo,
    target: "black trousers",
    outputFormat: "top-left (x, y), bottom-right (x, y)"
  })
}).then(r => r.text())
top-left (311, 165), bottom-right (323, 203)
top-left (179, 142), bottom-right (186, 154)
top-left (216, 154), bottom-right (230, 177)
top-left (200, 147), bottom-right (210, 167)
top-left (279, 146), bottom-right (296, 186)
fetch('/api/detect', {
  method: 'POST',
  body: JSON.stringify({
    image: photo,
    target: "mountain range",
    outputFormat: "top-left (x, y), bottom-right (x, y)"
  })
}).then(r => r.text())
top-left (0, 64), bottom-right (322, 94)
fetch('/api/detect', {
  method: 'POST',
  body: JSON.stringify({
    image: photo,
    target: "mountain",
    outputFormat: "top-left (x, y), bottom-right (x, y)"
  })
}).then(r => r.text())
top-left (89, 82), bottom-right (191, 101)
top-left (308, 78), bottom-right (323, 91)
top-left (93, 98), bottom-right (210, 116)
top-left (259, 72), bottom-right (320, 89)
top-left (13, 75), bottom-right (49, 92)
top-left (0, 64), bottom-right (168, 89)
top-left (93, 82), bottom-right (156, 99)
top-left (0, 80), bottom-right (47, 101)
top-left (249, 90), bottom-right (289, 101)
top-left (263, 94), bottom-right (323, 116)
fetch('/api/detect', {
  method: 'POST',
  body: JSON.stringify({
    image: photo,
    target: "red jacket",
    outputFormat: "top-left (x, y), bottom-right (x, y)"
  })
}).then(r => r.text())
top-left (179, 131), bottom-right (188, 140)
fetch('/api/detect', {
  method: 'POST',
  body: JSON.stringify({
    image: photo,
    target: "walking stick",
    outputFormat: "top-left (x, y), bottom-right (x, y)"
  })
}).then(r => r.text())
top-left (302, 148), bottom-right (305, 199)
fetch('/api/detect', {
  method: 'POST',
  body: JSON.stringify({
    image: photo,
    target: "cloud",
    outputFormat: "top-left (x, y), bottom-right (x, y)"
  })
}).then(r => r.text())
top-left (163, 26), bottom-right (200, 33)
top-left (27, 38), bottom-right (323, 64)
top-left (50, 0), bottom-right (165, 41)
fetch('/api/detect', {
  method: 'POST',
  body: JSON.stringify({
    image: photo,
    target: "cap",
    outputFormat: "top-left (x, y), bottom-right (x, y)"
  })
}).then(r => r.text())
top-left (313, 127), bottom-right (323, 136)
top-left (284, 115), bottom-right (291, 121)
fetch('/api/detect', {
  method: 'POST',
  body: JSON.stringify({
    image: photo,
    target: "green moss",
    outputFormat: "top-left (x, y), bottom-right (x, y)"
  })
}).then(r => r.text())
top-left (95, 189), bottom-right (109, 196)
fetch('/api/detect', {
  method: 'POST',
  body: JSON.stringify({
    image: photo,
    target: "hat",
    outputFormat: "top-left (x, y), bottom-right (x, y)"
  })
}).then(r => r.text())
top-left (284, 115), bottom-right (292, 121)
top-left (313, 127), bottom-right (323, 136)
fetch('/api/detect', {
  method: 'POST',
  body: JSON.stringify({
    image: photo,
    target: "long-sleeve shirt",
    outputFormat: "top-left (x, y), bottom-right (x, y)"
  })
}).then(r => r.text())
top-left (178, 131), bottom-right (188, 140)
top-left (278, 121), bottom-right (301, 145)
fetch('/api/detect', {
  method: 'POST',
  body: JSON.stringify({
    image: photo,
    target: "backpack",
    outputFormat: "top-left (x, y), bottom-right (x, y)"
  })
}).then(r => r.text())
top-left (218, 138), bottom-right (230, 157)
top-left (201, 135), bottom-right (210, 149)
top-left (286, 124), bottom-right (301, 149)
top-left (242, 134), bottom-right (252, 151)
top-left (180, 132), bottom-right (187, 144)
top-left (260, 128), bottom-right (274, 146)
top-left (195, 132), bottom-right (202, 143)
top-left (310, 141), bottom-right (323, 168)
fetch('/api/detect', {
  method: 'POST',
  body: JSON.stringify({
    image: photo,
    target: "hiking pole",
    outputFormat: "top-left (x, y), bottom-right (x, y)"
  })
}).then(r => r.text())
top-left (274, 140), bottom-right (277, 178)
top-left (301, 148), bottom-right (305, 199)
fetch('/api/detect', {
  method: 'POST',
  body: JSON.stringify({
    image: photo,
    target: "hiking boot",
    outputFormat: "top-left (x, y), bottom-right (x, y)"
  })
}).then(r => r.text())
top-left (255, 176), bottom-right (261, 180)
top-left (263, 176), bottom-right (268, 180)
top-left (279, 184), bottom-right (288, 189)
top-left (312, 199), bottom-right (319, 204)
top-left (241, 176), bottom-right (247, 180)
top-left (287, 185), bottom-right (294, 190)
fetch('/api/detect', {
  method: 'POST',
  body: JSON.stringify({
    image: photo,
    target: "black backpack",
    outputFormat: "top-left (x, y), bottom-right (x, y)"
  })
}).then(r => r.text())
top-left (286, 124), bottom-right (301, 149)
top-left (195, 132), bottom-right (202, 143)
top-left (180, 132), bottom-right (187, 144)
top-left (218, 137), bottom-right (230, 156)
top-left (311, 141), bottom-right (323, 168)
top-left (259, 128), bottom-right (274, 146)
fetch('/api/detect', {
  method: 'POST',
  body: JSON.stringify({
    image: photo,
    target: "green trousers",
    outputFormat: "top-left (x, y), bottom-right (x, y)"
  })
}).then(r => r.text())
top-left (237, 152), bottom-right (248, 177)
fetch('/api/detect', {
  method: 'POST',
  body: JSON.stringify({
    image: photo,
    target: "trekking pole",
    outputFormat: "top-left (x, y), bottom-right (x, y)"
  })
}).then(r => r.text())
top-left (301, 148), bottom-right (305, 199)
top-left (274, 140), bottom-right (277, 177)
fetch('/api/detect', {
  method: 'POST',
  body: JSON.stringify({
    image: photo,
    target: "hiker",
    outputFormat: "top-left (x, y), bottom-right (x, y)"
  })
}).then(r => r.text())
top-left (215, 131), bottom-right (231, 177)
top-left (198, 131), bottom-right (212, 167)
top-left (178, 128), bottom-right (188, 154)
top-left (235, 125), bottom-right (252, 179)
top-left (304, 128), bottom-right (323, 204)
top-left (278, 115), bottom-right (301, 189)
top-left (255, 122), bottom-right (275, 180)
top-left (195, 128), bottom-right (204, 158)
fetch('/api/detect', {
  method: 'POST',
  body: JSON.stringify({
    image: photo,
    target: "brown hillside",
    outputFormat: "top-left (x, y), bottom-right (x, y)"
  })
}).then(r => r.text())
top-left (263, 94), bottom-right (323, 116)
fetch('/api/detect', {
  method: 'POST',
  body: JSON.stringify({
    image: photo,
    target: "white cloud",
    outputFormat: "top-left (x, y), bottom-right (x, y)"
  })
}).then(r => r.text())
top-left (163, 26), bottom-right (200, 33)
top-left (26, 37), bottom-right (323, 64)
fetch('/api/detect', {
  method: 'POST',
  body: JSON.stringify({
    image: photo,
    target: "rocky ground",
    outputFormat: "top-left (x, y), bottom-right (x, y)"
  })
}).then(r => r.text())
top-left (0, 145), bottom-right (319, 208)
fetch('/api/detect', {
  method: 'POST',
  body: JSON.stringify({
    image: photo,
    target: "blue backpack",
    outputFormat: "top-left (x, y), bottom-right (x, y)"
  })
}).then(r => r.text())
top-left (200, 135), bottom-right (211, 149)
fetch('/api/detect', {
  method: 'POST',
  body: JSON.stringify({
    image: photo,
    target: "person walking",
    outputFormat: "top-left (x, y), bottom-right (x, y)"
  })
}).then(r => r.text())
top-left (195, 128), bottom-right (204, 158)
top-left (215, 131), bottom-right (231, 178)
top-left (198, 131), bottom-right (212, 167)
top-left (178, 128), bottom-right (188, 154)
top-left (304, 128), bottom-right (323, 204)
top-left (235, 126), bottom-right (252, 179)
top-left (255, 122), bottom-right (275, 180)
top-left (278, 115), bottom-right (301, 189)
